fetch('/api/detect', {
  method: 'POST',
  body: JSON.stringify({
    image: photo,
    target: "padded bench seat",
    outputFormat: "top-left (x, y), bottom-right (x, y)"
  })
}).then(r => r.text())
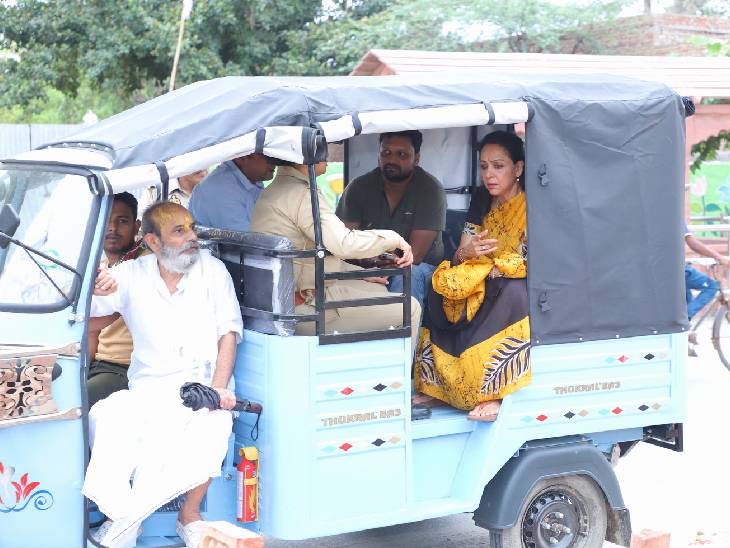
top-left (196, 226), bottom-right (296, 336)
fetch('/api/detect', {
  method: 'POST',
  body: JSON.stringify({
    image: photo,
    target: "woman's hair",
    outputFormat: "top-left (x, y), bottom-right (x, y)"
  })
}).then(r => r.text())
top-left (471, 130), bottom-right (526, 218)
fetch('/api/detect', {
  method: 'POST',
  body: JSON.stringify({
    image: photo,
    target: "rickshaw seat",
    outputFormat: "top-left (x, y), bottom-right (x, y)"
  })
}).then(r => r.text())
top-left (196, 227), bottom-right (296, 336)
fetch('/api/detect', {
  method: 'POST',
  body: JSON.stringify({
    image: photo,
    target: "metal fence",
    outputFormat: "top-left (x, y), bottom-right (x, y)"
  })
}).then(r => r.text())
top-left (0, 124), bottom-right (83, 160)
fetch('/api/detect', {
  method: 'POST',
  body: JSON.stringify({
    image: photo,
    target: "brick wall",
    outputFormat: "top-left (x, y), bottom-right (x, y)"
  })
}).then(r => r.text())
top-left (565, 14), bottom-right (730, 55)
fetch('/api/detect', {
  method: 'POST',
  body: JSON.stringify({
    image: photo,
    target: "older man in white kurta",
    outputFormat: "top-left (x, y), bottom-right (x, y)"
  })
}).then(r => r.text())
top-left (84, 202), bottom-right (243, 548)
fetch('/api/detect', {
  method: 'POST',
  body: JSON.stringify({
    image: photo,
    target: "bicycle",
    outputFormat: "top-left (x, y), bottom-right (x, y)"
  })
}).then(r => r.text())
top-left (687, 257), bottom-right (730, 371)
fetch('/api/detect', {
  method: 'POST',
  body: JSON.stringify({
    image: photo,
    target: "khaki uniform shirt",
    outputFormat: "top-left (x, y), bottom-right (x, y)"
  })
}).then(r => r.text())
top-left (95, 316), bottom-right (134, 365)
top-left (95, 256), bottom-right (133, 366)
top-left (250, 167), bottom-right (406, 291)
top-left (94, 243), bottom-right (149, 365)
top-left (168, 187), bottom-right (191, 209)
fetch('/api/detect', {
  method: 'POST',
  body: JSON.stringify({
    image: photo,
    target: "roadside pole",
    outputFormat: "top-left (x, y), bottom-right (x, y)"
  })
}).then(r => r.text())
top-left (169, 0), bottom-right (193, 92)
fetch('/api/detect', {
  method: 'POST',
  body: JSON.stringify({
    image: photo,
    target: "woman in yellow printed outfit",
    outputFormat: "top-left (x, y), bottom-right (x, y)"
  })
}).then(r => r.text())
top-left (414, 130), bottom-right (530, 421)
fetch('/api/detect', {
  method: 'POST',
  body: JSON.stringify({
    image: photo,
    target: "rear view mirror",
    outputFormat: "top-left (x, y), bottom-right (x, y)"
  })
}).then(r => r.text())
top-left (0, 203), bottom-right (20, 249)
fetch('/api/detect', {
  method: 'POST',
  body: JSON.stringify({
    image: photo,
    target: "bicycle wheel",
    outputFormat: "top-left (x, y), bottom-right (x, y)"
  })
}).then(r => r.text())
top-left (711, 305), bottom-right (730, 372)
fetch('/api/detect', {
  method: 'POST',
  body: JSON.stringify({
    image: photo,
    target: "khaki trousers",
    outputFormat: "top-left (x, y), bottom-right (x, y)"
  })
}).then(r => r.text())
top-left (295, 278), bottom-right (421, 350)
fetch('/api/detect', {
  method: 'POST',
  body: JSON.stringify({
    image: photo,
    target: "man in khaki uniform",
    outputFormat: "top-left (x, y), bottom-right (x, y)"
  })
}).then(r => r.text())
top-left (168, 169), bottom-right (208, 209)
top-left (87, 192), bottom-right (145, 406)
top-left (250, 162), bottom-right (421, 347)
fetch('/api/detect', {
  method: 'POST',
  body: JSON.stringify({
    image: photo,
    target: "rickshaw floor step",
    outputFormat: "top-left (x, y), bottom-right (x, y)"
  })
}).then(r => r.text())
top-left (411, 406), bottom-right (477, 439)
top-left (135, 536), bottom-right (184, 547)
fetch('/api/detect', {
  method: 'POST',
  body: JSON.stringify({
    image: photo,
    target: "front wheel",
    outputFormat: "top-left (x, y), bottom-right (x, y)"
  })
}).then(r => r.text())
top-left (711, 305), bottom-right (730, 372)
top-left (488, 475), bottom-right (607, 548)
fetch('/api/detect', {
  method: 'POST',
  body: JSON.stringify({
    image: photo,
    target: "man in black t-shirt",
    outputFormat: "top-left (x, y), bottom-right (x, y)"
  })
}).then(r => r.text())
top-left (336, 130), bottom-right (446, 306)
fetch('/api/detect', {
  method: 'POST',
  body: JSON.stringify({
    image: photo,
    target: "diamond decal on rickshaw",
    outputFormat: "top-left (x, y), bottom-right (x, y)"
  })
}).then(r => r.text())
top-left (339, 443), bottom-right (353, 452)
top-left (605, 357), bottom-right (616, 364)
top-left (644, 353), bottom-right (655, 360)
top-left (521, 416), bottom-right (533, 423)
top-left (598, 409), bottom-right (610, 415)
top-left (324, 389), bottom-right (338, 398)
top-left (564, 411), bottom-right (576, 419)
top-left (651, 403), bottom-right (662, 410)
top-left (340, 387), bottom-right (354, 396)
top-left (536, 414), bottom-right (548, 422)
top-left (578, 410), bottom-right (589, 417)
top-left (390, 382), bottom-right (403, 389)
top-left (321, 446), bottom-right (336, 454)
top-left (612, 407), bottom-right (623, 414)
top-left (388, 436), bottom-right (401, 444)
top-left (638, 405), bottom-right (649, 411)
top-left (372, 438), bottom-right (385, 447)
top-left (618, 355), bottom-right (629, 363)
top-left (373, 384), bottom-right (386, 392)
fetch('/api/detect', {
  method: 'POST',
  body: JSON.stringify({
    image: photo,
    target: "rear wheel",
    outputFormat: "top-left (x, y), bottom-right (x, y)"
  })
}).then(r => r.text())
top-left (712, 305), bottom-right (730, 372)
top-left (488, 475), bottom-right (607, 548)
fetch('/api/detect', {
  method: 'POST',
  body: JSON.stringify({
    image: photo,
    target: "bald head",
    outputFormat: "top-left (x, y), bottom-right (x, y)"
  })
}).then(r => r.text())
top-left (142, 201), bottom-right (191, 238)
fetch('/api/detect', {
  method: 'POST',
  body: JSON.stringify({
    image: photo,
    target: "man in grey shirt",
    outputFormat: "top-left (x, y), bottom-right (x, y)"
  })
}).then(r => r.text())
top-left (189, 153), bottom-right (274, 232)
top-left (336, 130), bottom-right (446, 306)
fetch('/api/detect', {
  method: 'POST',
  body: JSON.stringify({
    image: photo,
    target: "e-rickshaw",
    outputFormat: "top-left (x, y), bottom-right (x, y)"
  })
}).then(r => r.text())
top-left (0, 73), bottom-right (690, 548)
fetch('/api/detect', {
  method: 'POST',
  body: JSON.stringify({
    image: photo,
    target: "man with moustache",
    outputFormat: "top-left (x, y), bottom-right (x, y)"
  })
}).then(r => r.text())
top-left (87, 192), bottom-right (145, 406)
top-left (336, 131), bottom-right (446, 307)
top-left (189, 153), bottom-right (275, 231)
top-left (85, 201), bottom-right (243, 548)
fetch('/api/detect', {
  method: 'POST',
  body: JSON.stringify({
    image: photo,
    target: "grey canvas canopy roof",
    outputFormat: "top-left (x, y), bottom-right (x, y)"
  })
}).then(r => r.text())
top-left (14, 73), bottom-right (679, 169)
top-left (1, 73), bottom-right (689, 345)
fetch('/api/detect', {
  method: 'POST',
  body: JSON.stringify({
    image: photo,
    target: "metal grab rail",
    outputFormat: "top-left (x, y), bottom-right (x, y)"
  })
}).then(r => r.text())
top-left (0, 407), bottom-right (82, 429)
top-left (0, 342), bottom-right (79, 359)
top-left (230, 239), bottom-right (412, 344)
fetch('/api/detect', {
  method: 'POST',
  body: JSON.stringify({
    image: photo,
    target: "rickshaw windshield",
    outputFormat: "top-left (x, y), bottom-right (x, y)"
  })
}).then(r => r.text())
top-left (0, 168), bottom-right (96, 311)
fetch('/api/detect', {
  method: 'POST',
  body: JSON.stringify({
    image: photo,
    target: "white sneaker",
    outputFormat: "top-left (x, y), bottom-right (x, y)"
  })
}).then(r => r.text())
top-left (91, 519), bottom-right (142, 548)
top-left (91, 520), bottom-right (114, 544)
top-left (176, 519), bottom-right (207, 548)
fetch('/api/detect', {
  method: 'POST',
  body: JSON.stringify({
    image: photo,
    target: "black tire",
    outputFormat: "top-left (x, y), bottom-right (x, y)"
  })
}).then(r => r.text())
top-left (488, 475), bottom-right (608, 548)
top-left (712, 305), bottom-right (730, 372)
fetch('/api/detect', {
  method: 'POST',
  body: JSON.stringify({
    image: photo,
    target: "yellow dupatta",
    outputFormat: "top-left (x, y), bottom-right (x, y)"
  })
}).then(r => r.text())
top-left (432, 192), bottom-right (526, 323)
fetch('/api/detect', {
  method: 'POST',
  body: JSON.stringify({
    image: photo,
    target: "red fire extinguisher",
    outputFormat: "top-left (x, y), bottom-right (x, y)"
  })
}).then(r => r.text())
top-left (237, 446), bottom-right (259, 522)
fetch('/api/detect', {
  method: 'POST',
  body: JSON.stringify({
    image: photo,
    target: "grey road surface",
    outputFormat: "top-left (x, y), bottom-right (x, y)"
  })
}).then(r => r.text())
top-left (266, 338), bottom-right (730, 548)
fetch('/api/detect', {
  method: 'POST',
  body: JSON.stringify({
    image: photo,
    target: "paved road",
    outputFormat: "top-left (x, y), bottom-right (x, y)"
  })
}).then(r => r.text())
top-left (614, 338), bottom-right (729, 547)
top-left (266, 337), bottom-right (730, 548)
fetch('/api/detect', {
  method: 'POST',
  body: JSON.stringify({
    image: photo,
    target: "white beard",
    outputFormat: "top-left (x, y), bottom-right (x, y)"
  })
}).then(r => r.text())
top-left (158, 241), bottom-right (200, 274)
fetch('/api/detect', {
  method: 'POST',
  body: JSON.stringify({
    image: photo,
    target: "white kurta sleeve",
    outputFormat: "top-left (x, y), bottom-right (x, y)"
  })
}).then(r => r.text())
top-left (89, 260), bottom-right (131, 318)
top-left (211, 257), bottom-right (244, 343)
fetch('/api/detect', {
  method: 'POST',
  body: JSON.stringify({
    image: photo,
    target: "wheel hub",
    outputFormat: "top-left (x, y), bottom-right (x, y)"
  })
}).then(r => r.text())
top-left (521, 490), bottom-right (583, 548)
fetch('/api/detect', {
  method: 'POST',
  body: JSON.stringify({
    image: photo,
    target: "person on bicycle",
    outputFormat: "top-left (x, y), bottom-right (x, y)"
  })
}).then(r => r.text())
top-left (685, 225), bottom-right (730, 319)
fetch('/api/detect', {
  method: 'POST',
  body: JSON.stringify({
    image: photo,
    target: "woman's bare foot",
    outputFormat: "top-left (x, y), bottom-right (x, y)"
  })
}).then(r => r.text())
top-left (412, 393), bottom-right (447, 407)
top-left (467, 400), bottom-right (502, 422)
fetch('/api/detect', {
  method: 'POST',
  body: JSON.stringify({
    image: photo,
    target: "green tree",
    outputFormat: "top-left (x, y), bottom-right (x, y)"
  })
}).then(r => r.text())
top-left (274, 0), bottom-right (627, 76)
top-left (1, 0), bottom-right (627, 121)
top-left (0, 0), bottom-right (322, 113)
